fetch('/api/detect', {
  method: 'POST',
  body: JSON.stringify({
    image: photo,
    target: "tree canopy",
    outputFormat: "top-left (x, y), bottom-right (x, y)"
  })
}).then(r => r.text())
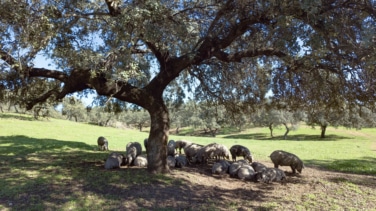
top-left (1, 0), bottom-right (375, 173)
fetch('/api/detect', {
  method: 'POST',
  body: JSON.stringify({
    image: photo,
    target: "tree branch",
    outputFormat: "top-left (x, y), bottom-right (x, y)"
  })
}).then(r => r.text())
top-left (26, 67), bottom-right (156, 110)
top-left (213, 48), bottom-right (287, 62)
top-left (28, 68), bottom-right (68, 82)
top-left (0, 51), bottom-right (17, 66)
top-left (25, 89), bottom-right (60, 110)
top-left (144, 40), bottom-right (169, 66)
top-left (0, 50), bottom-right (23, 72)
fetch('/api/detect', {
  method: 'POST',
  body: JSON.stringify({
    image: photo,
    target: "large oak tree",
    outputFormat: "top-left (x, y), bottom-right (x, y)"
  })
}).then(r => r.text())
top-left (1, 0), bottom-right (375, 173)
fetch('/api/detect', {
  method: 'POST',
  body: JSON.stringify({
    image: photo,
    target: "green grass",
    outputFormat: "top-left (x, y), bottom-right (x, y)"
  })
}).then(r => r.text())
top-left (0, 112), bottom-right (375, 210)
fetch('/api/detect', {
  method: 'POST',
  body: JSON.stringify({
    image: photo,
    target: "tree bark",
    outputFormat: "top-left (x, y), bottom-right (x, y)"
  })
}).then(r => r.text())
top-left (145, 98), bottom-right (170, 174)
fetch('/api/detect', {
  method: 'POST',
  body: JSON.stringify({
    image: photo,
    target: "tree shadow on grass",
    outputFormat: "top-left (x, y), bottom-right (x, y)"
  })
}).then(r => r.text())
top-left (0, 113), bottom-right (34, 121)
top-left (0, 135), bottom-right (94, 156)
top-left (223, 133), bottom-right (351, 141)
top-left (223, 133), bottom-right (271, 140)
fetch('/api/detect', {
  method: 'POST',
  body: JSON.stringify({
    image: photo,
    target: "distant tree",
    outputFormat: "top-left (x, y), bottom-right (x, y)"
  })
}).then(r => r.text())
top-left (169, 102), bottom-right (194, 134)
top-left (169, 111), bottom-right (183, 134)
top-left (197, 102), bottom-right (225, 137)
top-left (87, 107), bottom-right (110, 126)
top-left (86, 100), bottom-right (123, 126)
top-left (0, 91), bottom-right (7, 112)
top-left (0, 89), bottom-right (23, 113)
top-left (279, 110), bottom-right (306, 140)
top-left (306, 107), bottom-right (345, 138)
top-left (124, 110), bottom-right (150, 131)
top-left (358, 107), bottom-right (376, 127)
top-left (227, 111), bottom-right (249, 132)
top-left (32, 105), bottom-right (48, 119)
top-left (342, 105), bottom-right (376, 129)
top-left (252, 107), bottom-right (305, 139)
top-left (0, 89), bottom-right (6, 112)
top-left (252, 109), bottom-right (281, 138)
top-left (61, 97), bottom-right (86, 122)
top-left (170, 100), bottom-right (222, 134)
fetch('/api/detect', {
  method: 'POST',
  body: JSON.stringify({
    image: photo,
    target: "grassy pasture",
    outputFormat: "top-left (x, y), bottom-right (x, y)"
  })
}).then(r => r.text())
top-left (0, 113), bottom-right (375, 210)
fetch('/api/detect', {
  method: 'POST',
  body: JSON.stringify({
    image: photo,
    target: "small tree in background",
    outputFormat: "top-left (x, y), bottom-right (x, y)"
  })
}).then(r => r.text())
top-left (123, 110), bottom-right (150, 131)
top-left (61, 97), bottom-right (87, 122)
top-left (279, 110), bottom-right (306, 140)
top-left (306, 107), bottom-right (346, 138)
top-left (169, 102), bottom-right (196, 134)
top-left (342, 106), bottom-right (376, 129)
top-left (252, 109), bottom-right (281, 138)
top-left (227, 111), bottom-right (250, 132)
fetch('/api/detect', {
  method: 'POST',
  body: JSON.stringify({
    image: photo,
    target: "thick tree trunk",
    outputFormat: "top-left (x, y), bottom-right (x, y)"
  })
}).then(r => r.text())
top-left (146, 100), bottom-right (170, 174)
top-left (320, 124), bottom-right (327, 138)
